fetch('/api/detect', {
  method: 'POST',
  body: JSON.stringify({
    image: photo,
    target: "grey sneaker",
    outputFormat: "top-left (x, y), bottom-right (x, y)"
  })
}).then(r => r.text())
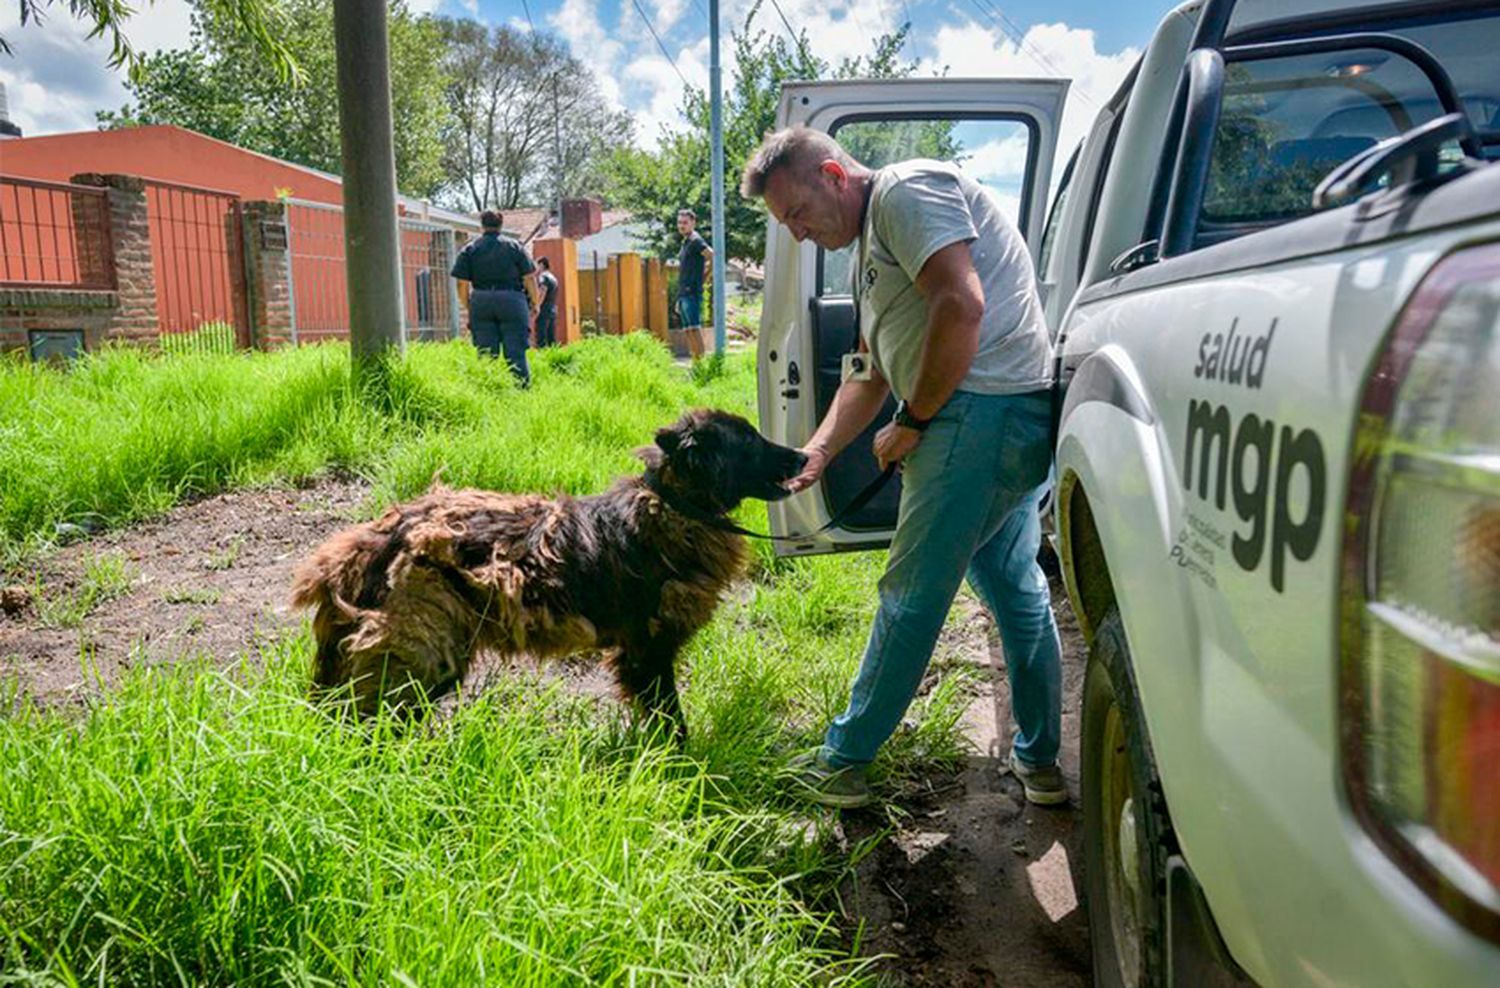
top-left (782, 748), bottom-right (874, 809)
top-left (1007, 750), bottom-right (1068, 806)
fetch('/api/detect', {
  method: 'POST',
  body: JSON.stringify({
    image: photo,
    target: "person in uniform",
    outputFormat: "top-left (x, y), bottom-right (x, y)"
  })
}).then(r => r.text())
top-left (451, 210), bottom-right (540, 386)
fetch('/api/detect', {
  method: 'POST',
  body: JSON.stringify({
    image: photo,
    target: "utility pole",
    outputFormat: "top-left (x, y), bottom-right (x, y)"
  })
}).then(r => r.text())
top-left (708, 0), bottom-right (727, 356)
top-left (332, 0), bottom-right (404, 376)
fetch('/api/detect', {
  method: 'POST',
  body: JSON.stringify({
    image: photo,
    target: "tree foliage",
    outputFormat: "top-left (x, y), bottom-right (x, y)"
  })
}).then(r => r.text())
top-left (4, 0), bottom-right (297, 81)
top-left (98, 0), bottom-right (450, 198)
top-left (605, 7), bottom-right (953, 262)
top-left (435, 19), bottom-right (631, 212)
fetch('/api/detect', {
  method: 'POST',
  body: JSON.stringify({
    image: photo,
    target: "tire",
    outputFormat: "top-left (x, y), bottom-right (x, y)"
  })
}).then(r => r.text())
top-left (1082, 606), bottom-right (1176, 987)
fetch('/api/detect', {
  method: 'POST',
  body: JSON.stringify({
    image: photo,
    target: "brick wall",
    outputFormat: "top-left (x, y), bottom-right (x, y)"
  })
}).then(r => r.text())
top-left (0, 173), bottom-right (159, 356)
top-left (74, 174), bottom-right (159, 345)
top-left (241, 200), bottom-right (294, 348)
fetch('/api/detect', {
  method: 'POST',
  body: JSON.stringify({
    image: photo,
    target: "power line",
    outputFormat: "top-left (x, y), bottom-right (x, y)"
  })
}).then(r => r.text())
top-left (766, 0), bottom-right (807, 54)
top-left (966, 0), bottom-right (1096, 107)
top-left (518, 0), bottom-right (538, 33)
top-left (983, 0), bottom-right (1067, 77)
top-left (976, 0), bottom-right (1095, 107)
top-left (628, 0), bottom-right (693, 88)
top-left (843, 0), bottom-right (866, 40)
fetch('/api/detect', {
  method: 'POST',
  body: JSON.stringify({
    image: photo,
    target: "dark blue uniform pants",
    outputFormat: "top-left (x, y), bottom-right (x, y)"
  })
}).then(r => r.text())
top-left (470, 289), bottom-right (531, 386)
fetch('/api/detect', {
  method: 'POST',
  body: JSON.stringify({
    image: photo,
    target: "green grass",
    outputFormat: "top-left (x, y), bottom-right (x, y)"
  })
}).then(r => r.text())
top-left (33, 550), bottom-right (135, 629)
top-left (162, 585), bottom-right (223, 605)
top-left (0, 334), bottom-right (980, 985)
top-left (0, 333), bottom-right (755, 572)
top-left (159, 321), bottom-right (239, 356)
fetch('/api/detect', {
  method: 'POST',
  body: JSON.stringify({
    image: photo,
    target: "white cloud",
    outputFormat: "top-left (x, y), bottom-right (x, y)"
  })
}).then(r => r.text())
top-left (548, 0), bottom-right (627, 109)
top-left (962, 131), bottom-right (1030, 183)
top-left (624, 49), bottom-right (709, 143)
top-left (0, 2), bottom-right (194, 135)
top-left (649, 0), bottom-right (690, 35)
top-left (922, 19), bottom-right (1138, 178)
top-left (618, 0), bottom-right (910, 148)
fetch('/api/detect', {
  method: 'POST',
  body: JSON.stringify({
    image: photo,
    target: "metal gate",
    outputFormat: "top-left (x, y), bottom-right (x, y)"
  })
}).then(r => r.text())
top-left (284, 198), bottom-right (460, 344)
top-left (144, 180), bottom-right (250, 353)
top-left (398, 217), bottom-right (461, 342)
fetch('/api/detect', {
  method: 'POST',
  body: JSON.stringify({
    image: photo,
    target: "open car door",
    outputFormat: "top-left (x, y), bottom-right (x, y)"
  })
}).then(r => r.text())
top-left (757, 78), bottom-right (1069, 554)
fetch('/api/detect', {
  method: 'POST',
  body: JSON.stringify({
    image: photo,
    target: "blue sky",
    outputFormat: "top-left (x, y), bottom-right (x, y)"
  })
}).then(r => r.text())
top-left (1, 0), bottom-right (1179, 168)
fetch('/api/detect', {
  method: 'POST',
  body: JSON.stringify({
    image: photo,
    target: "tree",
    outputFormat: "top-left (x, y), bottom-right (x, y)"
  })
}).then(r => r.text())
top-left (98, 0), bottom-right (449, 198)
top-left (605, 7), bottom-right (952, 262)
top-left (3, 0), bottom-right (296, 80)
top-left (435, 19), bottom-right (631, 212)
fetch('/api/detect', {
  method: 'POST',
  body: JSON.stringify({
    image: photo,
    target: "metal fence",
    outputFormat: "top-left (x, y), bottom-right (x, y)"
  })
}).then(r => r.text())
top-left (399, 217), bottom-right (461, 341)
top-left (0, 176), bottom-right (114, 290)
top-left (144, 180), bottom-right (250, 353)
top-left (285, 199), bottom-right (460, 344)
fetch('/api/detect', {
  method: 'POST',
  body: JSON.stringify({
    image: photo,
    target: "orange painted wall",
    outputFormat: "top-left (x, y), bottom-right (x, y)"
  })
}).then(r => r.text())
top-left (0, 126), bottom-right (345, 204)
top-left (531, 237), bottom-right (581, 344)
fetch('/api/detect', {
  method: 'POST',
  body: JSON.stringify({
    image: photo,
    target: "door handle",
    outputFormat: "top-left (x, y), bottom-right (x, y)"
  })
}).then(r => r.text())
top-left (781, 360), bottom-right (801, 398)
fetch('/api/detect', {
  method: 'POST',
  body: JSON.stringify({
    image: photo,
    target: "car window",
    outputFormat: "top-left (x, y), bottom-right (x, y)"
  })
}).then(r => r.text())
top-left (1038, 142), bottom-right (1080, 282)
top-left (817, 116), bottom-right (1034, 296)
top-left (1202, 14), bottom-right (1500, 229)
top-left (1078, 108), bottom-right (1124, 279)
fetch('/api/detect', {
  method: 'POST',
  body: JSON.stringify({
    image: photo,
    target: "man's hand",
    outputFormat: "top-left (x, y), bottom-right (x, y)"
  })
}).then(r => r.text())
top-left (784, 445), bottom-right (829, 494)
top-left (873, 422), bottom-right (922, 471)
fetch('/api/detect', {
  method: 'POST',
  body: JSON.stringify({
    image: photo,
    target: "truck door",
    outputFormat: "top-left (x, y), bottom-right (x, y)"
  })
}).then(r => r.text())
top-left (757, 78), bottom-right (1068, 554)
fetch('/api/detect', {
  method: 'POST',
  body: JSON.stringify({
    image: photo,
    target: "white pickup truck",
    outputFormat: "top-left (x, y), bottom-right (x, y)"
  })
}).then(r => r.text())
top-left (754, 0), bottom-right (1500, 984)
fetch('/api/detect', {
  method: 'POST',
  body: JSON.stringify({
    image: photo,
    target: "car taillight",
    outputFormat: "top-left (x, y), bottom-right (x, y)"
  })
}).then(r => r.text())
top-left (1342, 241), bottom-right (1500, 943)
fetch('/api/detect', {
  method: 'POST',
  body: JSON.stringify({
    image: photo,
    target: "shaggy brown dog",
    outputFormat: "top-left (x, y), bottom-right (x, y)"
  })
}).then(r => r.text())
top-left (290, 409), bottom-right (807, 738)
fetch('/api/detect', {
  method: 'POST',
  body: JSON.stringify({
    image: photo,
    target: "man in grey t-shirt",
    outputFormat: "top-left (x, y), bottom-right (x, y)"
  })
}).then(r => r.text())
top-left (743, 126), bottom-right (1064, 809)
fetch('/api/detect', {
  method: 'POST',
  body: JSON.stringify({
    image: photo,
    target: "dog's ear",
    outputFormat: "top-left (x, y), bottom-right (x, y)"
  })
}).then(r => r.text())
top-left (635, 444), bottom-right (665, 468)
top-left (655, 425), bottom-right (694, 455)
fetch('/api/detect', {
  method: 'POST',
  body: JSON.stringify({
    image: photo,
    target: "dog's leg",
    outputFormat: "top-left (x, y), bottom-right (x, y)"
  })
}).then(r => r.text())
top-left (615, 631), bottom-right (690, 745)
top-left (309, 607), bottom-right (348, 692)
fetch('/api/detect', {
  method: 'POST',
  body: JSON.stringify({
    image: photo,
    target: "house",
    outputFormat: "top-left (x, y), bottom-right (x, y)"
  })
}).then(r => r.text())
top-left (0, 124), bottom-right (480, 233)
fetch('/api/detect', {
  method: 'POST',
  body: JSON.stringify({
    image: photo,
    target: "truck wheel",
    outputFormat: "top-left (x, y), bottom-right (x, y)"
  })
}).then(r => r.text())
top-left (1083, 606), bottom-right (1175, 987)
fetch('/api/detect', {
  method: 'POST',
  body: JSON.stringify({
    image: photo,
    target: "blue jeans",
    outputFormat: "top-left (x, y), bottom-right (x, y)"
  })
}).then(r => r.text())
top-left (535, 304), bottom-right (557, 347)
top-left (821, 389), bottom-right (1062, 769)
top-left (676, 291), bottom-right (703, 328)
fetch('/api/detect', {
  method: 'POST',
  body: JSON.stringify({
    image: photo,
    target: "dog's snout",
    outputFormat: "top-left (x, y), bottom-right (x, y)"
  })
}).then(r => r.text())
top-left (792, 450), bottom-right (809, 473)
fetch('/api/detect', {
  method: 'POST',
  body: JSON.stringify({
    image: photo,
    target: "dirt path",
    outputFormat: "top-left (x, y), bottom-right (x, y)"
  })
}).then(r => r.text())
top-left (0, 478), bottom-right (1090, 984)
top-left (0, 478), bottom-right (369, 704)
top-left (837, 588), bottom-right (1091, 986)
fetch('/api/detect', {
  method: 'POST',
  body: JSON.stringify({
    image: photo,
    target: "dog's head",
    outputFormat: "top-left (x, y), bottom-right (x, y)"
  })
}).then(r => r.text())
top-left (640, 409), bottom-right (808, 513)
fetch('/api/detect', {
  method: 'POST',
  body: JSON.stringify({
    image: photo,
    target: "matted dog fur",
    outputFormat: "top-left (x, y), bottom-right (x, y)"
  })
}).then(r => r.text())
top-left (291, 409), bottom-right (806, 737)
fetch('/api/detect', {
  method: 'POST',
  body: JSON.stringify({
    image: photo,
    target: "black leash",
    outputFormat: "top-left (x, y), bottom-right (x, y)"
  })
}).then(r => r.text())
top-left (645, 463), bottom-right (897, 542)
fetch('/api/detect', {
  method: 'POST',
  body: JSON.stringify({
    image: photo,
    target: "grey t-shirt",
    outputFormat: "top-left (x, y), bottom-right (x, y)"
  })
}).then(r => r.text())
top-left (858, 159), bottom-right (1051, 400)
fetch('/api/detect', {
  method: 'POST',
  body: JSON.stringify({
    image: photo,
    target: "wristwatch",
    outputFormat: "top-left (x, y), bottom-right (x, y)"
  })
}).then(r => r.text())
top-left (892, 400), bottom-right (933, 432)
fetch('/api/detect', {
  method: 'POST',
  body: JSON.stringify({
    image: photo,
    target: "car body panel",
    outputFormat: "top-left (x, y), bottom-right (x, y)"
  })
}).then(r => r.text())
top-left (1056, 202), bottom-right (1500, 984)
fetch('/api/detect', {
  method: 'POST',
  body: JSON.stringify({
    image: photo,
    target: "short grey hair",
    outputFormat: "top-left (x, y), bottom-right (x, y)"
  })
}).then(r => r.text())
top-left (740, 126), bottom-right (854, 199)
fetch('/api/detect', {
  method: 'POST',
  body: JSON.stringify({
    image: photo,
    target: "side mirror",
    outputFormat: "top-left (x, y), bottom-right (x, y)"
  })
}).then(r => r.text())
top-left (1109, 240), bottom-right (1160, 275)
